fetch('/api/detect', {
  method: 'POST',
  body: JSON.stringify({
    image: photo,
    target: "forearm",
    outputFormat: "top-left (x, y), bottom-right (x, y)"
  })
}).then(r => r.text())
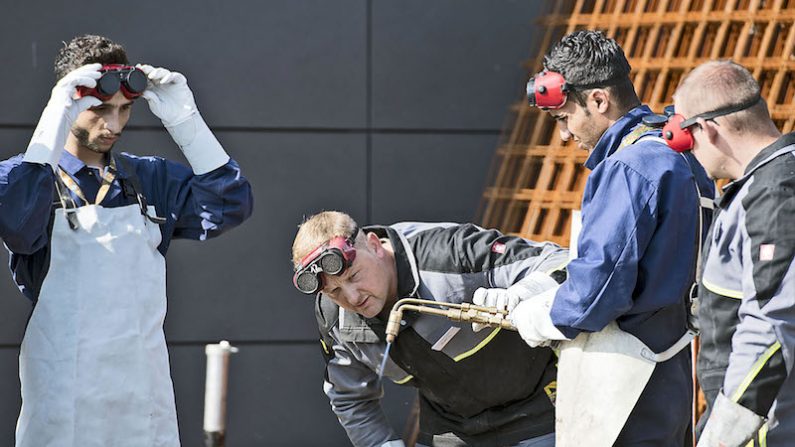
top-left (171, 159), bottom-right (253, 240)
top-left (324, 350), bottom-right (398, 447)
top-left (331, 395), bottom-right (398, 447)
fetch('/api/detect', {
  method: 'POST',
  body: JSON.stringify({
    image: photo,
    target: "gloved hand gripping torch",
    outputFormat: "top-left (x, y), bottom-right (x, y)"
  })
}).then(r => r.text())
top-left (385, 298), bottom-right (517, 343)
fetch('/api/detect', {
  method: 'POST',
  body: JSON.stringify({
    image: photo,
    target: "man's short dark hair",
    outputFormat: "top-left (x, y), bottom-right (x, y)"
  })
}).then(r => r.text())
top-left (543, 30), bottom-right (638, 109)
top-left (54, 35), bottom-right (128, 80)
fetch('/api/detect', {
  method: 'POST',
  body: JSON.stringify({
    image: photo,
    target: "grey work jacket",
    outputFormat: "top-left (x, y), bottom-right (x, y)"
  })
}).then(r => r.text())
top-left (697, 133), bottom-right (795, 444)
top-left (315, 222), bottom-right (568, 447)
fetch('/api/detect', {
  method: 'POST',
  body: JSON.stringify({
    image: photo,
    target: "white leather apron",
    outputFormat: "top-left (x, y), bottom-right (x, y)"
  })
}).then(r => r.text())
top-left (16, 201), bottom-right (179, 447)
top-left (555, 210), bottom-right (695, 447)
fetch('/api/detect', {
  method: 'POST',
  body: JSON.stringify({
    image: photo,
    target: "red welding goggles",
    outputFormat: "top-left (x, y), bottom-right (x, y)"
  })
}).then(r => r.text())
top-left (293, 227), bottom-right (359, 295)
top-left (77, 64), bottom-right (148, 101)
top-left (662, 95), bottom-right (762, 152)
top-left (526, 71), bottom-right (570, 110)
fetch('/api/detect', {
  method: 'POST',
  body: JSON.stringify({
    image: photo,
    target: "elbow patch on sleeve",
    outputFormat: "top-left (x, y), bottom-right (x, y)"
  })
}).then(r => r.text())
top-left (733, 342), bottom-right (787, 417)
top-left (743, 181), bottom-right (795, 307)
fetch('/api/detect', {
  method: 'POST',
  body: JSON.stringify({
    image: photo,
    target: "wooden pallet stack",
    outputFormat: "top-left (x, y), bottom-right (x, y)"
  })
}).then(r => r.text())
top-left (479, 0), bottom-right (795, 246)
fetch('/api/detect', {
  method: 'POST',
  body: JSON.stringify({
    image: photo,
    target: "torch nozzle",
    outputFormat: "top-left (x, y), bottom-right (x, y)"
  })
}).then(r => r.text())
top-left (385, 308), bottom-right (404, 344)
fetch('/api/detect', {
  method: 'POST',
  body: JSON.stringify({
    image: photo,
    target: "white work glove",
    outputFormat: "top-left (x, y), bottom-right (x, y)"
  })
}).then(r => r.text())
top-left (137, 64), bottom-right (229, 174)
top-left (509, 286), bottom-right (569, 347)
top-left (381, 440), bottom-right (406, 447)
top-left (24, 64), bottom-right (103, 168)
top-left (471, 271), bottom-right (560, 332)
top-left (697, 393), bottom-right (765, 447)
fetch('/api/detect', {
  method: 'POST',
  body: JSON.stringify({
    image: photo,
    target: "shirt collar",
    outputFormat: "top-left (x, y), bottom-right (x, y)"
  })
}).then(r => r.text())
top-left (57, 150), bottom-right (128, 178)
top-left (585, 104), bottom-right (652, 170)
top-left (58, 150), bottom-right (88, 176)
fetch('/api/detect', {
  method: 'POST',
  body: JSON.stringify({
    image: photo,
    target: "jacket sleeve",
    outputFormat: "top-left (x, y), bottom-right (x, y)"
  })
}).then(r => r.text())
top-left (125, 155), bottom-right (253, 242)
top-left (410, 223), bottom-right (569, 290)
top-left (549, 159), bottom-right (658, 339)
top-left (314, 296), bottom-right (399, 447)
top-left (720, 181), bottom-right (795, 417)
top-left (0, 156), bottom-right (55, 255)
top-left (323, 337), bottom-right (399, 447)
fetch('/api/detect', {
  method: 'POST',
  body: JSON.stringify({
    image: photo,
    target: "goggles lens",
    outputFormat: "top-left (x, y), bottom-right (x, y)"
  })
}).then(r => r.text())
top-left (662, 96), bottom-right (761, 153)
top-left (662, 114), bottom-right (695, 153)
top-left (318, 250), bottom-right (346, 276)
top-left (78, 64), bottom-right (147, 101)
top-left (294, 270), bottom-right (322, 295)
top-left (527, 71), bottom-right (568, 110)
top-left (293, 229), bottom-right (358, 295)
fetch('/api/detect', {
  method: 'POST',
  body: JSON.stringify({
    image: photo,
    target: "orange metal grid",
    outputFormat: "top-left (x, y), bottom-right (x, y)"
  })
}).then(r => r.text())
top-left (479, 0), bottom-right (795, 247)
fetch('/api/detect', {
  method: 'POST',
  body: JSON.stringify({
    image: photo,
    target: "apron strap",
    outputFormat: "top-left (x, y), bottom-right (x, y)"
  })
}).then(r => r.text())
top-left (52, 169), bottom-right (80, 230)
top-left (57, 157), bottom-right (118, 206)
top-left (115, 155), bottom-right (167, 226)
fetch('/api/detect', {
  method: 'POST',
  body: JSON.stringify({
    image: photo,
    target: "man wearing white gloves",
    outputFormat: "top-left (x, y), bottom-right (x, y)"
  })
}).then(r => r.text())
top-left (292, 211), bottom-right (568, 447)
top-left (508, 30), bottom-right (715, 445)
top-left (0, 35), bottom-right (253, 447)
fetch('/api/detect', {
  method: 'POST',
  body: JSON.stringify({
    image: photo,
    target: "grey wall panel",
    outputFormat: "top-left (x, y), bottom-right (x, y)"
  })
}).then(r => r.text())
top-left (0, 0), bottom-right (367, 129)
top-left (169, 343), bottom-right (416, 446)
top-left (0, 348), bottom-right (21, 446)
top-left (370, 133), bottom-right (497, 224)
top-left (118, 129), bottom-right (369, 342)
top-left (371, 0), bottom-right (550, 130)
top-left (0, 291), bottom-right (29, 345)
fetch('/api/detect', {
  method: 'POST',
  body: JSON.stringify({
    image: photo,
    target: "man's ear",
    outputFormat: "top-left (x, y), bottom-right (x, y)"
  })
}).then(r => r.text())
top-left (589, 89), bottom-right (610, 114)
top-left (699, 118), bottom-right (720, 145)
top-left (365, 231), bottom-right (382, 254)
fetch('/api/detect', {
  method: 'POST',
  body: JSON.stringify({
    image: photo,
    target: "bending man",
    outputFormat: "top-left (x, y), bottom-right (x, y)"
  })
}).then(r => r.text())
top-left (291, 211), bottom-right (567, 447)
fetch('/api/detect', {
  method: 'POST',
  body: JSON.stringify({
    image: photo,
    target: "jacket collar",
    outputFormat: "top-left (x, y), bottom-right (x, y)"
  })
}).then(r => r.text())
top-left (585, 105), bottom-right (653, 170)
top-left (743, 132), bottom-right (795, 176)
top-left (363, 225), bottom-right (419, 299)
top-left (718, 132), bottom-right (795, 208)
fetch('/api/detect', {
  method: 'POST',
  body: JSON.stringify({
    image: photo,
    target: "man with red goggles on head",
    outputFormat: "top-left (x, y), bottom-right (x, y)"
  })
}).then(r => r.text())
top-left (672, 60), bottom-right (795, 447)
top-left (516, 30), bottom-right (715, 445)
top-left (292, 211), bottom-right (569, 447)
top-left (0, 34), bottom-right (253, 447)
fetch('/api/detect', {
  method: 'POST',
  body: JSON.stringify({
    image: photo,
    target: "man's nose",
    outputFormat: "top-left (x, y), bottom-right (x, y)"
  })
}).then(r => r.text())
top-left (557, 123), bottom-right (573, 142)
top-left (103, 111), bottom-right (122, 133)
top-left (340, 285), bottom-right (361, 306)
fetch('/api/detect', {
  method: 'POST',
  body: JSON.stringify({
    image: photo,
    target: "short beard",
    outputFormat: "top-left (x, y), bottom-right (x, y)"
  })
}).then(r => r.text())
top-left (71, 126), bottom-right (115, 154)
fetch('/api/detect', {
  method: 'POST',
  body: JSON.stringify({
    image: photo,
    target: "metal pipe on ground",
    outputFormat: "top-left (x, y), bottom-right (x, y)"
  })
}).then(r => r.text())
top-left (204, 340), bottom-right (239, 447)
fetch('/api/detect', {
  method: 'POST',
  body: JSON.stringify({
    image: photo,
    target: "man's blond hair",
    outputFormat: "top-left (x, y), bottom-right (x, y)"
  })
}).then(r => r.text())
top-left (292, 211), bottom-right (359, 268)
top-left (673, 60), bottom-right (771, 134)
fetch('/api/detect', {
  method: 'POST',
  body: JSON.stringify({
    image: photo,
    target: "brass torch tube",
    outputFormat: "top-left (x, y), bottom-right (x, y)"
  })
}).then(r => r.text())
top-left (385, 299), bottom-right (516, 344)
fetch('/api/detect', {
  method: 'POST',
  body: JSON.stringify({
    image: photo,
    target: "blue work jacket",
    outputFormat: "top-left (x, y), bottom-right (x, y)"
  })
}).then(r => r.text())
top-left (550, 105), bottom-right (714, 445)
top-left (0, 150), bottom-right (253, 302)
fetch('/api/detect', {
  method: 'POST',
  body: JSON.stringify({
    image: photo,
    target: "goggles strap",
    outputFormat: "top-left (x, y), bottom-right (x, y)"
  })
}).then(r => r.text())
top-left (680, 95), bottom-right (762, 129)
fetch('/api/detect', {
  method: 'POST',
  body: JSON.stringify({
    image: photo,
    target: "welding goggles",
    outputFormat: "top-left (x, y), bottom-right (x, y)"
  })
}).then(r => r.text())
top-left (526, 71), bottom-right (570, 110)
top-left (293, 228), bottom-right (359, 295)
top-left (77, 64), bottom-right (148, 101)
top-left (662, 95), bottom-right (762, 152)
top-left (526, 70), bottom-right (626, 110)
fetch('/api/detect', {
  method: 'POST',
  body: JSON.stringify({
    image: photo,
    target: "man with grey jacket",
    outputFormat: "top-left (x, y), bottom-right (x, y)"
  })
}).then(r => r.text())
top-left (672, 60), bottom-right (795, 446)
top-left (290, 211), bottom-right (568, 447)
